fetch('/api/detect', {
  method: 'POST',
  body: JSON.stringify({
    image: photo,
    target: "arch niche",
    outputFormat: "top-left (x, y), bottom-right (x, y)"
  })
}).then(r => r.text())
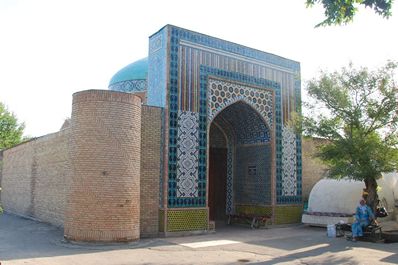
top-left (208, 101), bottom-right (273, 223)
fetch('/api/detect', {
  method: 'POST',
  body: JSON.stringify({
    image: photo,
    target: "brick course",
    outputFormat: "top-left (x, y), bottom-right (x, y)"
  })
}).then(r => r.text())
top-left (64, 90), bottom-right (142, 242)
top-left (140, 105), bottom-right (162, 237)
top-left (301, 137), bottom-right (328, 201)
top-left (0, 89), bottom-right (329, 240)
top-left (2, 140), bottom-right (35, 217)
top-left (1, 129), bottom-right (71, 226)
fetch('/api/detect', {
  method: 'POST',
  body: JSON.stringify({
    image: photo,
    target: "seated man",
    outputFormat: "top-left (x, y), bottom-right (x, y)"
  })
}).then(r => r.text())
top-left (351, 198), bottom-right (376, 241)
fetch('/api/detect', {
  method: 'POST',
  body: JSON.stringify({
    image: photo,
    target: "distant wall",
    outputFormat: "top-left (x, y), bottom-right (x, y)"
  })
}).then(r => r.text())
top-left (140, 105), bottom-right (162, 237)
top-left (301, 137), bottom-right (328, 201)
top-left (1, 129), bottom-right (71, 226)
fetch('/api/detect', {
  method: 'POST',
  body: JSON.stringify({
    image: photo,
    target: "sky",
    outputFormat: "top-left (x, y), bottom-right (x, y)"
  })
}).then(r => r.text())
top-left (1, 0), bottom-right (398, 137)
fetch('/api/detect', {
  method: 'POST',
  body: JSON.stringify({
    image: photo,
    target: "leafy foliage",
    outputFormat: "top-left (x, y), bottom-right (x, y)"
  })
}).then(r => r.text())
top-left (302, 62), bottom-right (398, 210)
top-left (0, 102), bottom-right (25, 150)
top-left (306, 0), bottom-right (393, 27)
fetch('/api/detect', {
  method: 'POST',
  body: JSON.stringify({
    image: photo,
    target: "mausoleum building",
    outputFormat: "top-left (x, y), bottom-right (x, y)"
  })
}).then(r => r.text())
top-left (0, 25), bottom-right (302, 242)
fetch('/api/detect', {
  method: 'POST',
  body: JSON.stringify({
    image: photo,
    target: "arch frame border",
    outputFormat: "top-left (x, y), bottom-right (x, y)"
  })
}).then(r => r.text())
top-left (200, 66), bottom-right (281, 217)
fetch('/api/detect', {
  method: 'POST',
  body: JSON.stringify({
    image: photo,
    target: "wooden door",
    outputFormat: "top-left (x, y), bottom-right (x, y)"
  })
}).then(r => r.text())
top-left (208, 147), bottom-right (227, 221)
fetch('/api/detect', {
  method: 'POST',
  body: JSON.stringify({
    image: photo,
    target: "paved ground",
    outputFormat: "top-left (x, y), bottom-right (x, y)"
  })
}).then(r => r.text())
top-left (0, 213), bottom-right (397, 265)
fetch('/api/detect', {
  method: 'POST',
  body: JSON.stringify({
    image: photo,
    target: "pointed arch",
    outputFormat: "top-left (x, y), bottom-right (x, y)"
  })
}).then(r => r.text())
top-left (207, 78), bottom-right (274, 130)
top-left (207, 99), bottom-right (273, 221)
top-left (210, 100), bottom-right (272, 145)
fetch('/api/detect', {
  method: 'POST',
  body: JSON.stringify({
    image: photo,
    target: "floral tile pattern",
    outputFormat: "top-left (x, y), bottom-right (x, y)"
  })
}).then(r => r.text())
top-left (176, 111), bottom-right (199, 197)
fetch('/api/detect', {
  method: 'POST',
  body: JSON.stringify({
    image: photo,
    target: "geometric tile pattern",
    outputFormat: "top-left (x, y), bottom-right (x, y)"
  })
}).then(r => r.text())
top-left (210, 93), bottom-right (274, 212)
top-left (108, 79), bottom-right (146, 93)
top-left (214, 101), bottom-right (271, 145)
top-left (200, 65), bottom-right (283, 207)
top-left (148, 28), bottom-right (168, 107)
top-left (162, 25), bottom-right (301, 208)
top-left (234, 145), bottom-right (272, 205)
top-left (237, 123), bottom-right (270, 145)
top-left (207, 76), bottom-right (272, 220)
top-left (150, 34), bottom-right (163, 53)
top-left (208, 79), bottom-right (273, 128)
top-left (177, 38), bottom-right (299, 115)
top-left (282, 125), bottom-right (297, 196)
top-left (167, 209), bottom-right (208, 232)
top-left (176, 111), bottom-right (199, 197)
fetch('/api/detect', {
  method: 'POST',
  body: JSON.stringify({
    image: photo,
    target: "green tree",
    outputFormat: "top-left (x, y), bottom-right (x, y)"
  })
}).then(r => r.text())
top-left (302, 62), bottom-right (398, 212)
top-left (0, 102), bottom-right (25, 150)
top-left (306, 0), bottom-right (393, 27)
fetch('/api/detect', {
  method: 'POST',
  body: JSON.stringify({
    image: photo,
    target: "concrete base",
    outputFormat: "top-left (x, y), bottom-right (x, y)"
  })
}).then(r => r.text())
top-left (302, 214), bottom-right (354, 227)
top-left (161, 229), bottom-right (215, 237)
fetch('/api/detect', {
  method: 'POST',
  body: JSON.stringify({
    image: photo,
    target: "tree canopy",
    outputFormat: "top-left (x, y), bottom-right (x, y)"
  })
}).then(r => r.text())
top-left (302, 62), bottom-right (398, 210)
top-left (306, 0), bottom-right (393, 27)
top-left (0, 102), bottom-right (25, 150)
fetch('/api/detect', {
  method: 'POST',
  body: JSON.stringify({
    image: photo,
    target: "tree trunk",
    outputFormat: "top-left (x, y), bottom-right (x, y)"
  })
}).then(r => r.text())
top-left (364, 178), bottom-right (379, 216)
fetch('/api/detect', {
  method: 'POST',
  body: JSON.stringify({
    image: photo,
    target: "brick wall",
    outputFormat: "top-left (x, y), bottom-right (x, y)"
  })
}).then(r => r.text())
top-left (140, 105), bottom-right (162, 237)
top-left (64, 90), bottom-right (142, 242)
top-left (302, 137), bottom-right (328, 201)
top-left (1, 141), bottom-right (34, 216)
top-left (0, 129), bottom-right (71, 226)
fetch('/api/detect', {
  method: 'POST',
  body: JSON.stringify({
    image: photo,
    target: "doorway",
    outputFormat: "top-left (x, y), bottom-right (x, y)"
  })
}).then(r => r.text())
top-left (208, 101), bottom-right (272, 224)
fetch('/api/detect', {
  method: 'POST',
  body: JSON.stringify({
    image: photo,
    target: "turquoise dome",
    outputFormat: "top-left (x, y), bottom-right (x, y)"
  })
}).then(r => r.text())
top-left (108, 57), bottom-right (148, 93)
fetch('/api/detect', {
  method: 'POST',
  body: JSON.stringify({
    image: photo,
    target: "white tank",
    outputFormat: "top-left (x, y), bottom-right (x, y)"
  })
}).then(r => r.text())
top-left (308, 174), bottom-right (396, 217)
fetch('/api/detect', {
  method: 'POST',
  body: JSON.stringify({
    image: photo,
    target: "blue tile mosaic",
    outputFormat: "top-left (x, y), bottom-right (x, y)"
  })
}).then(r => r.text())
top-left (148, 28), bottom-right (168, 108)
top-left (169, 26), bottom-right (300, 72)
top-left (282, 126), bottom-right (297, 196)
top-left (207, 78), bottom-right (274, 129)
top-left (158, 25), bottom-right (302, 208)
top-left (198, 66), bottom-right (282, 208)
top-left (108, 80), bottom-right (146, 92)
top-left (234, 145), bottom-right (272, 205)
top-left (176, 111), bottom-right (199, 198)
top-left (214, 101), bottom-right (271, 145)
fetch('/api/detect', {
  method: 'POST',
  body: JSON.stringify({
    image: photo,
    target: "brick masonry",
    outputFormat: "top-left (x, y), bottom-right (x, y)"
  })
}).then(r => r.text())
top-left (0, 129), bottom-right (71, 227)
top-left (301, 137), bottom-right (328, 201)
top-left (0, 88), bottom-right (328, 240)
top-left (64, 90), bottom-right (142, 242)
top-left (140, 105), bottom-right (162, 237)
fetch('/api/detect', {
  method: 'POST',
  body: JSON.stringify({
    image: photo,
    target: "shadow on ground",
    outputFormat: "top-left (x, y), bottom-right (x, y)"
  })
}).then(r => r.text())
top-left (1, 213), bottom-right (397, 264)
top-left (0, 213), bottom-right (172, 261)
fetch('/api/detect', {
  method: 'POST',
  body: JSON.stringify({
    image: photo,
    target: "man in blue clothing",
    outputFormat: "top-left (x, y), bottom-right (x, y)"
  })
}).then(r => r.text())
top-left (351, 198), bottom-right (376, 241)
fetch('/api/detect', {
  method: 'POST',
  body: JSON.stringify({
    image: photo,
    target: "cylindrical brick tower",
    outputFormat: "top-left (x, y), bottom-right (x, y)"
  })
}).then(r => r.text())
top-left (64, 90), bottom-right (141, 242)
